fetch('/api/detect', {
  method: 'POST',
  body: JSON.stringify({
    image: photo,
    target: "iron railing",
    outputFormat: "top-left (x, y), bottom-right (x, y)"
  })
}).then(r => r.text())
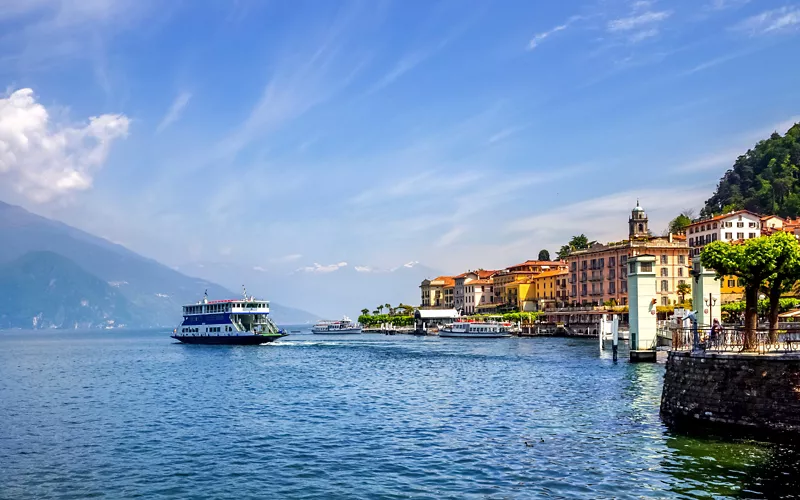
top-left (662, 325), bottom-right (800, 354)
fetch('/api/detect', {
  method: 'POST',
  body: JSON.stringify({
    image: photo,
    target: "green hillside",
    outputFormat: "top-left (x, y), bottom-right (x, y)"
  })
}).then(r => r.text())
top-left (0, 251), bottom-right (142, 329)
top-left (702, 123), bottom-right (800, 218)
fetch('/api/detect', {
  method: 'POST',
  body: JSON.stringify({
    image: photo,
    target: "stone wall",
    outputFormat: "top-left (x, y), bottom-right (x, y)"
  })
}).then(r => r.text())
top-left (661, 351), bottom-right (800, 441)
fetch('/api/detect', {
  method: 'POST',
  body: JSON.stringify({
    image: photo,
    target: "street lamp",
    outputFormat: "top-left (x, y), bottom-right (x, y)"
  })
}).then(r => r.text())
top-left (704, 293), bottom-right (718, 325)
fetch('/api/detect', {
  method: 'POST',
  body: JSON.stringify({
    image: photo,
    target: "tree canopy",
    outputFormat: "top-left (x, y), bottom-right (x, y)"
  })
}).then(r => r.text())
top-left (556, 234), bottom-right (592, 259)
top-left (538, 249), bottom-right (551, 261)
top-left (668, 214), bottom-right (692, 234)
top-left (702, 123), bottom-right (800, 218)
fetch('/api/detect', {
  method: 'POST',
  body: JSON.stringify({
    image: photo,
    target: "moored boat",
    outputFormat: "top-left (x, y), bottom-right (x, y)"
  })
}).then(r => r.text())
top-left (439, 322), bottom-right (512, 338)
top-left (171, 288), bottom-right (287, 345)
top-left (312, 316), bottom-right (362, 334)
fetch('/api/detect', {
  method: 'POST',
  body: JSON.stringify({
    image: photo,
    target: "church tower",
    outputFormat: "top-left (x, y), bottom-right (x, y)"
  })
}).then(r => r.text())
top-left (629, 200), bottom-right (649, 239)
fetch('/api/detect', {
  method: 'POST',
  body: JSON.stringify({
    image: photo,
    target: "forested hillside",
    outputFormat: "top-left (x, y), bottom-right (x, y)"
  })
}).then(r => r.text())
top-left (702, 123), bottom-right (800, 218)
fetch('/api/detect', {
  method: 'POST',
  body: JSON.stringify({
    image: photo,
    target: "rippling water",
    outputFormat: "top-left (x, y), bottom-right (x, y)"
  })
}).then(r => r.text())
top-left (1, 329), bottom-right (798, 499)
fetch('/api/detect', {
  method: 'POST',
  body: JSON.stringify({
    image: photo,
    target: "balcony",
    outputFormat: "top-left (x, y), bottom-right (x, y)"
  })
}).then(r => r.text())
top-left (588, 274), bottom-right (603, 282)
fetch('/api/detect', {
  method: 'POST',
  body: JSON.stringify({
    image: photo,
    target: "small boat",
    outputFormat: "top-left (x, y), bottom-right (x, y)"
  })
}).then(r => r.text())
top-left (439, 322), bottom-right (512, 338)
top-left (311, 316), bottom-right (362, 334)
top-left (171, 288), bottom-right (287, 345)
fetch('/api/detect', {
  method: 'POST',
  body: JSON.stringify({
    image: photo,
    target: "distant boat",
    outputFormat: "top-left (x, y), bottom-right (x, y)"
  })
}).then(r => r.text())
top-left (311, 316), bottom-right (362, 334)
top-left (171, 288), bottom-right (287, 345)
top-left (439, 322), bottom-right (512, 338)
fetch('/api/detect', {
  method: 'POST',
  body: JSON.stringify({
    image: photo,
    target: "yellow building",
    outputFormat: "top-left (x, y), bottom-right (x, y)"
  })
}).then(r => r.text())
top-left (493, 260), bottom-right (568, 309)
top-left (721, 276), bottom-right (744, 304)
top-left (419, 276), bottom-right (455, 308)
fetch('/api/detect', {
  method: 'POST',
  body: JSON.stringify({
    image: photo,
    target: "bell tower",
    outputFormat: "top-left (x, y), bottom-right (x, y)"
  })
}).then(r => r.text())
top-left (629, 200), bottom-right (649, 239)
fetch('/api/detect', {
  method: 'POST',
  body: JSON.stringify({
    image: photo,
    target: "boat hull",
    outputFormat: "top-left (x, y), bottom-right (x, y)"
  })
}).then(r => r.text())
top-left (312, 328), bottom-right (362, 334)
top-left (439, 332), bottom-right (512, 338)
top-left (172, 334), bottom-right (286, 345)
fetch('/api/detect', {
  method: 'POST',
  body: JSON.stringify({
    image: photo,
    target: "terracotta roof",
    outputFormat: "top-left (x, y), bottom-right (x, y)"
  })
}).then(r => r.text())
top-left (476, 269), bottom-right (498, 279)
top-left (687, 210), bottom-right (761, 227)
top-left (469, 279), bottom-right (491, 285)
top-left (761, 215), bottom-right (784, 222)
top-left (507, 260), bottom-right (566, 269)
top-left (433, 276), bottom-right (455, 287)
top-left (532, 269), bottom-right (569, 279)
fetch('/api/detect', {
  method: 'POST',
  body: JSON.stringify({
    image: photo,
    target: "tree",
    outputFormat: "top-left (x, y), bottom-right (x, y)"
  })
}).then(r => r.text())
top-left (677, 282), bottom-right (691, 303)
top-left (702, 123), bottom-right (800, 218)
top-left (556, 234), bottom-right (592, 259)
top-left (385, 303), bottom-right (392, 315)
top-left (759, 232), bottom-right (800, 342)
top-left (377, 305), bottom-right (384, 314)
top-left (669, 214), bottom-right (692, 235)
top-left (538, 249), bottom-right (551, 261)
top-left (360, 308), bottom-right (370, 316)
top-left (701, 233), bottom-right (800, 350)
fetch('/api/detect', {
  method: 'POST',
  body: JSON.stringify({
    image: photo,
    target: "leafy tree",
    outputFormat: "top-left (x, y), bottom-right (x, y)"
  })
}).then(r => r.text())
top-left (702, 123), bottom-right (800, 218)
top-left (669, 214), bottom-right (692, 235)
top-left (360, 308), bottom-right (370, 316)
top-left (538, 249), bottom-right (551, 261)
top-left (556, 234), bottom-right (592, 259)
top-left (676, 282), bottom-right (691, 303)
top-left (701, 233), bottom-right (800, 349)
top-left (759, 232), bottom-right (800, 341)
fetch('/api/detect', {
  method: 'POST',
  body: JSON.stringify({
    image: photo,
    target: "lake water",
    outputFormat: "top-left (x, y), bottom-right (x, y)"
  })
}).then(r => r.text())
top-left (1, 329), bottom-right (798, 499)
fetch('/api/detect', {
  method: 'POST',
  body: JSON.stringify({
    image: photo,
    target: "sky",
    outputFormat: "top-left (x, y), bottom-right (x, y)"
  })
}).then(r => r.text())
top-left (0, 0), bottom-right (799, 312)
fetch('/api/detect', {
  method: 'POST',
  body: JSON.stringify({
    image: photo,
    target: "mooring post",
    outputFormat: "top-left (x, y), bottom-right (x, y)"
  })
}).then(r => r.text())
top-left (612, 314), bottom-right (619, 362)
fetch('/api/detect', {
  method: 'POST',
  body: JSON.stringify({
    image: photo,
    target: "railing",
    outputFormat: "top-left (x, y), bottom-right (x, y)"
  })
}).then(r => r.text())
top-left (663, 325), bottom-right (800, 354)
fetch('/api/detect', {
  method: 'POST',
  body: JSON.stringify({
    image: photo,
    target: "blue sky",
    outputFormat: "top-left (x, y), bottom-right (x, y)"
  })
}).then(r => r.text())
top-left (0, 0), bottom-right (799, 298)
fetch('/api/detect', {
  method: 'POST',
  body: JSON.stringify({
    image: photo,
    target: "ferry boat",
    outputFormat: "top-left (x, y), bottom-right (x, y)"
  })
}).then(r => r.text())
top-left (171, 288), bottom-right (287, 345)
top-left (311, 316), bottom-right (362, 334)
top-left (439, 322), bottom-right (512, 338)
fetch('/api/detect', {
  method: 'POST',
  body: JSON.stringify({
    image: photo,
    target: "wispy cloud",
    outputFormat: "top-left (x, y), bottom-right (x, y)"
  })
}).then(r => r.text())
top-left (270, 253), bottom-right (303, 264)
top-left (435, 226), bottom-right (465, 247)
top-left (733, 6), bottom-right (800, 35)
top-left (156, 91), bottom-right (192, 133)
top-left (707, 0), bottom-right (750, 11)
top-left (297, 262), bottom-right (348, 273)
top-left (488, 125), bottom-right (525, 143)
top-left (527, 16), bottom-right (582, 50)
top-left (679, 49), bottom-right (753, 76)
top-left (608, 10), bottom-right (672, 32)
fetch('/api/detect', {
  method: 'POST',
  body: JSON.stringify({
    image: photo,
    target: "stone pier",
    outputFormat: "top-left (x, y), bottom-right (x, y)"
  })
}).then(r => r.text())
top-left (660, 350), bottom-right (800, 442)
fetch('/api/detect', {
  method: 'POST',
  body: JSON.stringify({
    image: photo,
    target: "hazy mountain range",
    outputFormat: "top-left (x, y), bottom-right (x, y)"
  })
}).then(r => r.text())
top-left (0, 200), bottom-right (319, 329)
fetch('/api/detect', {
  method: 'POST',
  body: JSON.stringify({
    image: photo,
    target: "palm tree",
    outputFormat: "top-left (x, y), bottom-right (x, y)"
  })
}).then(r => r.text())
top-left (361, 308), bottom-right (370, 316)
top-left (384, 303), bottom-right (391, 315)
top-left (377, 305), bottom-right (384, 314)
top-left (677, 282), bottom-right (691, 303)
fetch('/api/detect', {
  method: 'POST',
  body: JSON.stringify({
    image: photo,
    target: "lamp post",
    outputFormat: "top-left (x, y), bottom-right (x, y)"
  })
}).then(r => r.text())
top-left (704, 293), bottom-right (718, 326)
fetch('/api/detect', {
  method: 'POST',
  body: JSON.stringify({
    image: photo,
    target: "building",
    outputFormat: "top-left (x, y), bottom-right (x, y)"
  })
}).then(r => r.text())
top-left (419, 276), bottom-right (455, 308)
top-left (565, 203), bottom-right (691, 307)
top-left (492, 260), bottom-right (568, 309)
top-left (454, 270), bottom-right (497, 313)
top-left (687, 210), bottom-right (762, 257)
top-left (465, 278), bottom-right (496, 315)
top-left (687, 210), bottom-right (762, 303)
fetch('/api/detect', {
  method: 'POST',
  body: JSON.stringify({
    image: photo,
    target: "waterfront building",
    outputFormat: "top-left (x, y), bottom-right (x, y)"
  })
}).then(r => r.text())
top-left (686, 210), bottom-right (761, 303)
top-left (466, 277), bottom-right (496, 315)
top-left (454, 270), bottom-right (497, 314)
top-left (419, 276), bottom-right (455, 308)
top-left (565, 203), bottom-right (690, 307)
top-left (492, 260), bottom-right (568, 310)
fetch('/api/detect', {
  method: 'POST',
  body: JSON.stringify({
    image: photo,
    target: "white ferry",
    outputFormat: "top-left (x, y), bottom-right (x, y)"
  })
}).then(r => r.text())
top-left (312, 316), bottom-right (362, 334)
top-left (171, 288), bottom-right (287, 345)
top-left (439, 322), bottom-right (512, 338)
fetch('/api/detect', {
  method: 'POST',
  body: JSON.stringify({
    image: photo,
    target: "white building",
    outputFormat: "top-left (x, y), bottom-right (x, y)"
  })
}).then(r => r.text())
top-left (687, 210), bottom-right (762, 257)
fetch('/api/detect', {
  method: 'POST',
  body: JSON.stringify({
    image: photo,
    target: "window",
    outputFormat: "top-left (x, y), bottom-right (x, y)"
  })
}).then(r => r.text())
top-left (737, 222), bottom-right (744, 228)
top-left (641, 262), bottom-right (653, 272)
top-left (749, 232), bottom-right (756, 239)
top-left (749, 222), bottom-right (757, 228)
top-left (621, 281), bottom-right (628, 293)
top-left (661, 268), bottom-right (668, 277)
top-left (609, 257), bottom-right (616, 267)
top-left (712, 233), bottom-right (717, 241)
top-left (725, 232), bottom-right (732, 239)
top-left (662, 297), bottom-right (669, 306)
top-left (660, 255), bottom-right (668, 264)
top-left (678, 255), bottom-right (685, 264)
top-left (661, 280), bottom-right (669, 292)
top-left (689, 227), bottom-right (694, 234)
top-left (737, 232), bottom-right (744, 239)
top-left (727, 279), bottom-right (735, 288)
top-left (678, 267), bottom-right (683, 277)
top-left (713, 223), bottom-right (718, 228)
top-left (678, 279), bottom-right (685, 286)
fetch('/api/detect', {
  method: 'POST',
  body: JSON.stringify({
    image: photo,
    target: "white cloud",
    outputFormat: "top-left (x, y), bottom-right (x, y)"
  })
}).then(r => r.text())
top-left (527, 16), bottom-right (582, 50)
top-left (708, 0), bottom-right (750, 11)
top-left (670, 149), bottom-right (741, 173)
top-left (629, 28), bottom-right (659, 42)
top-left (297, 262), bottom-right (348, 273)
top-left (270, 253), bottom-right (303, 263)
top-left (253, 266), bottom-right (266, 272)
top-left (0, 88), bottom-right (129, 203)
top-left (156, 91), bottom-right (192, 133)
top-left (733, 6), bottom-right (800, 35)
top-left (354, 266), bottom-right (373, 272)
top-left (435, 226), bottom-right (465, 247)
top-left (608, 11), bottom-right (671, 32)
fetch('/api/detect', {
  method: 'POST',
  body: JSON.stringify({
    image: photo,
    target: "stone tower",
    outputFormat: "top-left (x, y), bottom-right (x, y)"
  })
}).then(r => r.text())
top-left (629, 200), bottom-right (649, 239)
top-left (627, 254), bottom-right (657, 362)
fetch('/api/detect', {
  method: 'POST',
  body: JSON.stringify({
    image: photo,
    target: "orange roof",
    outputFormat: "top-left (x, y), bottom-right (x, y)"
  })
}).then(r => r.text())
top-left (761, 215), bottom-right (784, 221)
top-left (476, 269), bottom-right (498, 279)
top-left (687, 210), bottom-right (760, 227)
top-left (432, 276), bottom-right (455, 287)
top-left (532, 269), bottom-right (569, 279)
top-left (507, 260), bottom-right (566, 269)
top-left (469, 278), bottom-right (492, 285)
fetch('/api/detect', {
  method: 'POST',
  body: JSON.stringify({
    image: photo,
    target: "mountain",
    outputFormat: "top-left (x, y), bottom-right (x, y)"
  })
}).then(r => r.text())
top-left (0, 201), bottom-right (319, 326)
top-left (702, 123), bottom-right (800, 218)
top-left (0, 251), bottom-right (141, 329)
top-left (179, 260), bottom-right (441, 319)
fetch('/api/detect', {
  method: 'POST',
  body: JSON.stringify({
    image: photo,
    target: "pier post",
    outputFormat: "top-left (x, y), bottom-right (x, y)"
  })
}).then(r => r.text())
top-left (612, 314), bottom-right (619, 362)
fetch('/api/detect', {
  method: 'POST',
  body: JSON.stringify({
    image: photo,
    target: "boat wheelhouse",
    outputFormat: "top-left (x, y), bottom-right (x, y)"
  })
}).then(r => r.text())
top-left (172, 288), bottom-right (287, 345)
top-left (439, 321), bottom-right (512, 338)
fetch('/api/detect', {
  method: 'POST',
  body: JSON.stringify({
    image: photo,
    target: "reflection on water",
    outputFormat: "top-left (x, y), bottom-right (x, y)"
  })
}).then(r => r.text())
top-left (0, 329), bottom-right (797, 499)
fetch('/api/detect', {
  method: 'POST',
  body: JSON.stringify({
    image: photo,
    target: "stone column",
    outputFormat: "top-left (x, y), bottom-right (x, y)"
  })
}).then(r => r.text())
top-left (628, 254), bottom-right (657, 362)
top-left (691, 257), bottom-right (721, 327)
